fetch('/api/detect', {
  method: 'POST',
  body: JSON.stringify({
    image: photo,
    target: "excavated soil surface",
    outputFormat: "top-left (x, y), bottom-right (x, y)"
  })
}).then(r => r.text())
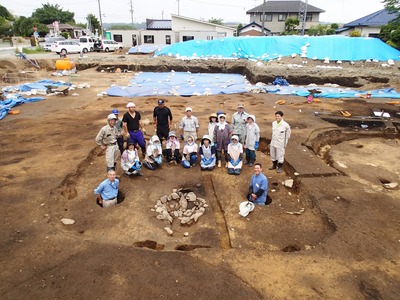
top-left (0, 55), bottom-right (400, 299)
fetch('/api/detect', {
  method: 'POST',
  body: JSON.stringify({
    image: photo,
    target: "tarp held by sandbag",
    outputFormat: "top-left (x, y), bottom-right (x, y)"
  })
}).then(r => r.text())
top-left (154, 36), bottom-right (400, 62)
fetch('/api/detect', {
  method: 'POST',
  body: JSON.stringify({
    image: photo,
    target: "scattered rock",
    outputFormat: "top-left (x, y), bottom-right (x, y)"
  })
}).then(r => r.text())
top-left (284, 179), bottom-right (294, 188)
top-left (195, 183), bottom-right (202, 188)
top-left (164, 227), bottom-right (173, 235)
top-left (383, 182), bottom-right (398, 189)
top-left (171, 192), bottom-right (179, 200)
top-left (186, 192), bottom-right (197, 201)
top-left (183, 232), bottom-right (189, 237)
top-left (61, 218), bottom-right (75, 225)
top-left (160, 195), bottom-right (168, 203)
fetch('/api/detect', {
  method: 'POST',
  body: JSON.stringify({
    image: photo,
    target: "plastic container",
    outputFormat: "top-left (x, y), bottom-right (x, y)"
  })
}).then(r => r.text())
top-left (55, 59), bottom-right (76, 70)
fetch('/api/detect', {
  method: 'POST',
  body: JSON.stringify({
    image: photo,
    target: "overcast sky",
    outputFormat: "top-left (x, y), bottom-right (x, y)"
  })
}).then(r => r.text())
top-left (3, 0), bottom-right (386, 25)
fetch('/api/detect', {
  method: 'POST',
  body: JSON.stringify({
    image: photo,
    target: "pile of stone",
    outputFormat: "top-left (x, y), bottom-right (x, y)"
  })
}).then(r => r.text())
top-left (154, 188), bottom-right (208, 234)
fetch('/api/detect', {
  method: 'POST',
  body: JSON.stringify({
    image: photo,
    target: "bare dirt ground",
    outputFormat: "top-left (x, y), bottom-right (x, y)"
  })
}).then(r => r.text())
top-left (0, 54), bottom-right (400, 299)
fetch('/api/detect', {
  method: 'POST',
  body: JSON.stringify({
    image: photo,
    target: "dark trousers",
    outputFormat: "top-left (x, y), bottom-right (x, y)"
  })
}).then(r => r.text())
top-left (129, 130), bottom-right (146, 155)
top-left (245, 148), bottom-right (256, 163)
top-left (162, 149), bottom-right (182, 163)
top-left (217, 150), bottom-right (228, 162)
top-left (156, 126), bottom-right (169, 143)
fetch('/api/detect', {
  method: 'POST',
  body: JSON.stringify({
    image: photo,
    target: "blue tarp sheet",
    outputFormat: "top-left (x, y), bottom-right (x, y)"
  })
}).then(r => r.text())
top-left (106, 71), bottom-right (400, 99)
top-left (107, 72), bottom-right (249, 97)
top-left (1, 80), bottom-right (70, 120)
top-left (128, 45), bottom-right (167, 54)
top-left (0, 96), bottom-right (45, 120)
top-left (4, 79), bottom-right (71, 92)
top-left (260, 86), bottom-right (400, 99)
top-left (154, 36), bottom-right (400, 61)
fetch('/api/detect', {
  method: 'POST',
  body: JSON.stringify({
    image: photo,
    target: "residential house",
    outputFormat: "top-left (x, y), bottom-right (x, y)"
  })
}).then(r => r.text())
top-left (239, 21), bottom-right (271, 36)
top-left (109, 14), bottom-right (235, 47)
top-left (246, 1), bottom-right (325, 35)
top-left (46, 23), bottom-right (89, 39)
top-left (336, 9), bottom-right (398, 37)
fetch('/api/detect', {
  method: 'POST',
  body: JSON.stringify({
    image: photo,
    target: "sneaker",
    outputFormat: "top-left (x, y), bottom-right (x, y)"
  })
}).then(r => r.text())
top-left (136, 172), bottom-right (143, 176)
top-left (218, 161), bottom-right (221, 168)
top-left (277, 167), bottom-right (282, 173)
top-left (244, 161), bottom-right (249, 165)
top-left (173, 160), bottom-right (177, 165)
top-left (169, 160), bottom-right (175, 164)
top-left (248, 163), bottom-right (254, 167)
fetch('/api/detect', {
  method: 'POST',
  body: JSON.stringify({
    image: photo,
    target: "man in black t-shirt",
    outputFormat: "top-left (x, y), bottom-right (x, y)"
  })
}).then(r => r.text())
top-left (153, 99), bottom-right (173, 143)
top-left (122, 102), bottom-right (147, 157)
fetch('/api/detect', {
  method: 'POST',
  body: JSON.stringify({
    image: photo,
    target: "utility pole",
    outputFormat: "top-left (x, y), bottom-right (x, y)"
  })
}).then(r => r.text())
top-left (130, 0), bottom-right (134, 29)
top-left (298, 0), bottom-right (308, 36)
top-left (98, 0), bottom-right (104, 38)
top-left (261, 0), bottom-right (266, 36)
top-left (177, 0), bottom-right (180, 15)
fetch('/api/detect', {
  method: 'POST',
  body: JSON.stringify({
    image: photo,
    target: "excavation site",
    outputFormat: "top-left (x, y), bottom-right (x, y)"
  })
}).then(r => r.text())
top-left (0, 52), bottom-right (400, 299)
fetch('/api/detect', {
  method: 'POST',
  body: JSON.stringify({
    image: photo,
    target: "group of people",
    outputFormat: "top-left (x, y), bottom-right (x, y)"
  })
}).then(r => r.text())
top-left (94, 99), bottom-right (291, 208)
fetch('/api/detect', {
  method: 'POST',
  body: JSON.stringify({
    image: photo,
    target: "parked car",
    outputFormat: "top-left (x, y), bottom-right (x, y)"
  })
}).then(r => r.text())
top-left (43, 36), bottom-right (65, 51)
top-left (79, 36), bottom-right (95, 52)
top-left (93, 39), bottom-right (123, 52)
top-left (51, 40), bottom-right (85, 55)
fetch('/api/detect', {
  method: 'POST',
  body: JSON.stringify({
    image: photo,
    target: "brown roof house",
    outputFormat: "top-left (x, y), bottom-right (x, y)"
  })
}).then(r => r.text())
top-left (239, 22), bottom-right (272, 36)
top-left (246, 1), bottom-right (325, 35)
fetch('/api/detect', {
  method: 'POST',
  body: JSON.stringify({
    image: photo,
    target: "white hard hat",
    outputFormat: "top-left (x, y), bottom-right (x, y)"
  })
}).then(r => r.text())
top-left (239, 201), bottom-right (255, 217)
top-left (107, 113), bottom-right (117, 120)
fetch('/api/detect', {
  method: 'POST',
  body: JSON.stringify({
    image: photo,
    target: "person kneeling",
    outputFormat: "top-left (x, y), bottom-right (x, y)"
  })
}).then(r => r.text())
top-left (227, 135), bottom-right (243, 175)
top-left (162, 131), bottom-right (182, 164)
top-left (182, 135), bottom-right (198, 168)
top-left (199, 135), bottom-right (216, 171)
top-left (121, 140), bottom-right (143, 176)
top-left (143, 135), bottom-right (162, 170)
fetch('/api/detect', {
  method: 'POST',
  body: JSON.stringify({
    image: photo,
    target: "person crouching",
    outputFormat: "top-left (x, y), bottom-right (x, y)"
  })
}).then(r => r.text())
top-left (163, 131), bottom-right (182, 164)
top-left (143, 135), bottom-right (163, 170)
top-left (182, 135), bottom-right (198, 168)
top-left (199, 135), bottom-right (216, 171)
top-left (121, 140), bottom-right (143, 177)
top-left (227, 135), bottom-right (243, 175)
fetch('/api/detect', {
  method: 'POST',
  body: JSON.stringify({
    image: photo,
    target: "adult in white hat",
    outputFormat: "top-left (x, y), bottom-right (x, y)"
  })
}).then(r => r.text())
top-left (227, 135), bottom-right (243, 175)
top-left (179, 107), bottom-right (199, 142)
top-left (244, 114), bottom-right (260, 167)
top-left (95, 113), bottom-right (120, 172)
top-left (162, 131), bottom-right (182, 164)
top-left (122, 102), bottom-right (147, 158)
top-left (269, 110), bottom-right (291, 173)
top-left (247, 163), bottom-right (268, 205)
top-left (232, 102), bottom-right (248, 144)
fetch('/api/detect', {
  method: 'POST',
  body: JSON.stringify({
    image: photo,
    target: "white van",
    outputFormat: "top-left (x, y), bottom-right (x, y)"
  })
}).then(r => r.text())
top-left (93, 39), bottom-right (123, 52)
top-left (79, 37), bottom-right (95, 52)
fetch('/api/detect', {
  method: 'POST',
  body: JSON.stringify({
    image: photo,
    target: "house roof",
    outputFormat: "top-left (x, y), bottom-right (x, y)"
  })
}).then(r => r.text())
top-left (240, 22), bottom-right (271, 33)
top-left (247, 1), bottom-right (325, 14)
top-left (171, 14), bottom-right (236, 31)
top-left (146, 19), bottom-right (172, 30)
top-left (344, 9), bottom-right (398, 27)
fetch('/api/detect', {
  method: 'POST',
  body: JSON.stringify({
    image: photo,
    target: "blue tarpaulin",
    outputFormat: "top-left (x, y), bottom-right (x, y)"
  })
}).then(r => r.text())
top-left (4, 79), bottom-right (71, 93)
top-left (107, 72), bottom-right (249, 97)
top-left (0, 96), bottom-right (46, 120)
top-left (106, 71), bottom-right (400, 99)
top-left (154, 36), bottom-right (400, 62)
top-left (1, 80), bottom-right (70, 120)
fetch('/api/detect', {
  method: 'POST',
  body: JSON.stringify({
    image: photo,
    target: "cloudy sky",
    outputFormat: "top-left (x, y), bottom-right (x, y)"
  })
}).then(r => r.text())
top-left (3, 0), bottom-right (386, 25)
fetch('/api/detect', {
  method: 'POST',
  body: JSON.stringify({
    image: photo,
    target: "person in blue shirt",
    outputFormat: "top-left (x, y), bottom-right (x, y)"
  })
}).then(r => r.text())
top-left (94, 170), bottom-right (119, 208)
top-left (248, 163), bottom-right (268, 205)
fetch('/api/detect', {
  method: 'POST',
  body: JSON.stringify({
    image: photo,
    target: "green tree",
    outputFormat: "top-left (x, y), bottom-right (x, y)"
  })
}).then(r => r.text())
top-left (209, 18), bottom-right (223, 25)
top-left (330, 23), bottom-right (339, 30)
top-left (32, 3), bottom-right (75, 24)
top-left (380, 0), bottom-right (400, 48)
top-left (349, 30), bottom-right (361, 37)
top-left (383, 0), bottom-right (400, 11)
top-left (284, 17), bottom-right (299, 32)
top-left (236, 23), bottom-right (243, 36)
top-left (110, 24), bottom-right (134, 30)
top-left (0, 5), bottom-right (14, 21)
top-left (87, 14), bottom-right (101, 33)
top-left (13, 16), bottom-right (48, 37)
top-left (0, 5), bottom-right (14, 37)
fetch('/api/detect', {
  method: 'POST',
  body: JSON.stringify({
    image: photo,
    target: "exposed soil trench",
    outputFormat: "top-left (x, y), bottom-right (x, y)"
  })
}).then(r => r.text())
top-left (1, 56), bottom-right (400, 299)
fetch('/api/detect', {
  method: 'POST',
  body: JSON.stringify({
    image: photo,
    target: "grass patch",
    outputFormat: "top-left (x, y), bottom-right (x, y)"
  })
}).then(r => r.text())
top-left (21, 47), bottom-right (46, 54)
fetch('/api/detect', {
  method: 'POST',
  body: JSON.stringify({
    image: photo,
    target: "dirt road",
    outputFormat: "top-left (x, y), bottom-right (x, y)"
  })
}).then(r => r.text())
top-left (0, 56), bottom-right (399, 299)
